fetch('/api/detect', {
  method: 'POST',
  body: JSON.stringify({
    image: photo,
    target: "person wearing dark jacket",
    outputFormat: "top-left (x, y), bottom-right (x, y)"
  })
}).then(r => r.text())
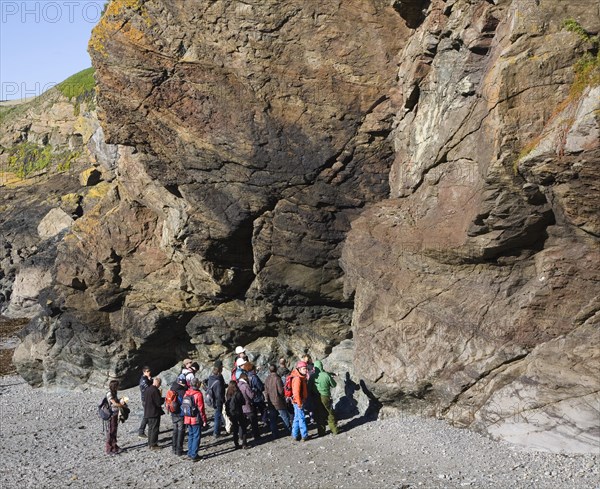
top-left (264, 364), bottom-right (291, 437)
top-left (225, 380), bottom-right (247, 449)
top-left (238, 372), bottom-right (261, 442)
top-left (170, 377), bottom-right (187, 456)
top-left (138, 366), bottom-right (152, 437)
top-left (143, 377), bottom-right (164, 449)
top-left (207, 365), bottom-right (226, 439)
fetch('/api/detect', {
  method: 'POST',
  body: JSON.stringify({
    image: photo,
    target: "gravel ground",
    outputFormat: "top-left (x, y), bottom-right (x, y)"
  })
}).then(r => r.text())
top-left (0, 374), bottom-right (598, 489)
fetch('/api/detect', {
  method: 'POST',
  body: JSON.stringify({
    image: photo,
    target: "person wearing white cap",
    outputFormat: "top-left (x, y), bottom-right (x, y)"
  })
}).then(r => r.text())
top-left (234, 357), bottom-right (248, 381)
top-left (230, 346), bottom-right (249, 381)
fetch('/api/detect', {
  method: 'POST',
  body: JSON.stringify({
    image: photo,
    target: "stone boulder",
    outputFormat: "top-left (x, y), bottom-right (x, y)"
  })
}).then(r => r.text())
top-left (37, 208), bottom-right (74, 240)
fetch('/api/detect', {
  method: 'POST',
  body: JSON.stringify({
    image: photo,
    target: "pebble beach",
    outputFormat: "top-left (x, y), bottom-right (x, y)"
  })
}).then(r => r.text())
top-left (0, 374), bottom-right (598, 489)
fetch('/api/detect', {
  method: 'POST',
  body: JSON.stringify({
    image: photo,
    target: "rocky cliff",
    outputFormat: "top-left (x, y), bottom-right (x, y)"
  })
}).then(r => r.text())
top-left (7, 0), bottom-right (599, 452)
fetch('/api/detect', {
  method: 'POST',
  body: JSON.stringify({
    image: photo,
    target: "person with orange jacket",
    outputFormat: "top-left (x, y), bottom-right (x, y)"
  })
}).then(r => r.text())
top-left (290, 360), bottom-right (309, 441)
top-left (183, 378), bottom-right (208, 461)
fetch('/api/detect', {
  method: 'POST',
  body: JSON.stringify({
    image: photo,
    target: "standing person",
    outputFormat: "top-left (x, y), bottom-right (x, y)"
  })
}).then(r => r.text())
top-left (277, 357), bottom-right (290, 380)
top-left (143, 377), bottom-right (164, 450)
top-left (234, 357), bottom-right (247, 381)
top-left (105, 379), bottom-right (126, 455)
top-left (237, 372), bottom-right (261, 443)
top-left (169, 377), bottom-right (188, 456)
top-left (264, 364), bottom-right (291, 437)
top-left (179, 359), bottom-right (198, 386)
top-left (225, 380), bottom-right (247, 449)
top-left (290, 360), bottom-right (309, 441)
top-left (309, 360), bottom-right (339, 436)
top-left (231, 346), bottom-right (248, 380)
top-left (183, 378), bottom-right (208, 462)
top-left (138, 366), bottom-right (152, 438)
top-left (246, 364), bottom-right (266, 427)
top-left (207, 364), bottom-right (226, 439)
top-left (302, 354), bottom-right (316, 423)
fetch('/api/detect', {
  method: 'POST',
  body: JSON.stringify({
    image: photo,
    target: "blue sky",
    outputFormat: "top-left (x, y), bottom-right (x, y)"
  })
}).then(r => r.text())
top-left (0, 0), bottom-right (106, 100)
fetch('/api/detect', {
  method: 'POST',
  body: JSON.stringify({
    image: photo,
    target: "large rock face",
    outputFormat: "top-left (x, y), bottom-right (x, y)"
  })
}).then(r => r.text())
top-left (14, 0), bottom-right (408, 387)
top-left (341, 0), bottom-right (600, 453)
top-left (10, 0), bottom-right (599, 452)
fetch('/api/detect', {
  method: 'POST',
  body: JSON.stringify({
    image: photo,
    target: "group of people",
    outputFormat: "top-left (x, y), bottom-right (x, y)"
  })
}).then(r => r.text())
top-left (103, 347), bottom-right (340, 460)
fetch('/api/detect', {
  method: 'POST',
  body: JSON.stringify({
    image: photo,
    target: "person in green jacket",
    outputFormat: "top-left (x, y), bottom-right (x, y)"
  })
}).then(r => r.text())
top-left (308, 360), bottom-right (339, 436)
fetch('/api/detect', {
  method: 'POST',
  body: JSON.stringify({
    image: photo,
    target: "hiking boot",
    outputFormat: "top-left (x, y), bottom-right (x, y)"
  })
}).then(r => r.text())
top-left (189, 455), bottom-right (202, 462)
top-left (138, 432), bottom-right (147, 439)
top-left (301, 437), bottom-right (309, 442)
top-left (149, 445), bottom-right (161, 450)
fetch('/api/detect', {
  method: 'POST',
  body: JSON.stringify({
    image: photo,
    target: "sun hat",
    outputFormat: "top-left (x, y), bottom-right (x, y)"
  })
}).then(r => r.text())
top-left (236, 358), bottom-right (247, 367)
top-left (296, 361), bottom-right (308, 369)
top-left (235, 346), bottom-right (246, 354)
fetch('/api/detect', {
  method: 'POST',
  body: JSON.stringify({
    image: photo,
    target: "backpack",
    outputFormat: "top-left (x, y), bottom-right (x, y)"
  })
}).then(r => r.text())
top-left (204, 379), bottom-right (217, 409)
top-left (226, 390), bottom-right (244, 418)
top-left (165, 389), bottom-right (181, 414)
top-left (177, 373), bottom-right (189, 387)
top-left (249, 373), bottom-right (265, 404)
top-left (98, 397), bottom-right (113, 421)
top-left (283, 375), bottom-right (293, 400)
top-left (181, 393), bottom-right (198, 417)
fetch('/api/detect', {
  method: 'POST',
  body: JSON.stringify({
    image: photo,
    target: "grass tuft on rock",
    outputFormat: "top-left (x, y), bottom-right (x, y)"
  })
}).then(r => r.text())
top-left (57, 67), bottom-right (96, 101)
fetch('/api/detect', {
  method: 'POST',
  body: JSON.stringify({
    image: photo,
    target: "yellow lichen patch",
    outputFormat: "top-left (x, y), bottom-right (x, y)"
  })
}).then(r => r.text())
top-left (105, 0), bottom-right (142, 17)
top-left (85, 181), bottom-right (112, 200)
top-left (122, 24), bottom-right (149, 46)
top-left (61, 193), bottom-right (81, 207)
top-left (0, 171), bottom-right (22, 186)
top-left (89, 0), bottom-right (156, 57)
top-left (74, 115), bottom-right (97, 144)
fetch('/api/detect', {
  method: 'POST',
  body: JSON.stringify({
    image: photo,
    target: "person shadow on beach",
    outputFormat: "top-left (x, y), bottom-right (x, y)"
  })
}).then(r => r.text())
top-left (333, 372), bottom-right (381, 432)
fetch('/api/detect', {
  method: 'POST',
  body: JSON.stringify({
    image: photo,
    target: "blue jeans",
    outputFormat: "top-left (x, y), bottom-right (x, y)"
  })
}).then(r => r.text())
top-left (213, 404), bottom-right (223, 436)
top-left (269, 405), bottom-right (291, 434)
top-left (187, 424), bottom-right (201, 458)
top-left (291, 403), bottom-right (308, 440)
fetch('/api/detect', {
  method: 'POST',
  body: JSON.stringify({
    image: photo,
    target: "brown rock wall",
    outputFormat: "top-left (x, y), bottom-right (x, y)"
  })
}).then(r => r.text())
top-left (342, 0), bottom-right (600, 452)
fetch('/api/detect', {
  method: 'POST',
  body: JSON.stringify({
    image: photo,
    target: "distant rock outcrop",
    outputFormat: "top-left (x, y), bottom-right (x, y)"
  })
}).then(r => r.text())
top-left (8, 0), bottom-right (599, 452)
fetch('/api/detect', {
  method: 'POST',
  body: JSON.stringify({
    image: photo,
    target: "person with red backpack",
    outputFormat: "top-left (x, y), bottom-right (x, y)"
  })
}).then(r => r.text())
top-left (290, 361), bottom-right (309, 441)
top-left (166, 377), bottom-right (187, 456)
top-left (183, 378), bottom-right (207, 461)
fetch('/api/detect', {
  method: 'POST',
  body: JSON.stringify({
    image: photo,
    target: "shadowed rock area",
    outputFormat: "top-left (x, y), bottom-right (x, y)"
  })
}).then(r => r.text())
top-left (4, 0), bottom-right (599, 453)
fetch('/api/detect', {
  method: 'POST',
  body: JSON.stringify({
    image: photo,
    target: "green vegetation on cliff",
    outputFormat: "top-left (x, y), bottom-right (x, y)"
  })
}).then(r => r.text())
top-left (57, 68), bottom-right (96, 115)
top-left (7, 142), bottom-right (79, 178)
top-left (563, 19), bottom-right (600, 95)
top-left (57, 68), bottom-right (96, 100)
